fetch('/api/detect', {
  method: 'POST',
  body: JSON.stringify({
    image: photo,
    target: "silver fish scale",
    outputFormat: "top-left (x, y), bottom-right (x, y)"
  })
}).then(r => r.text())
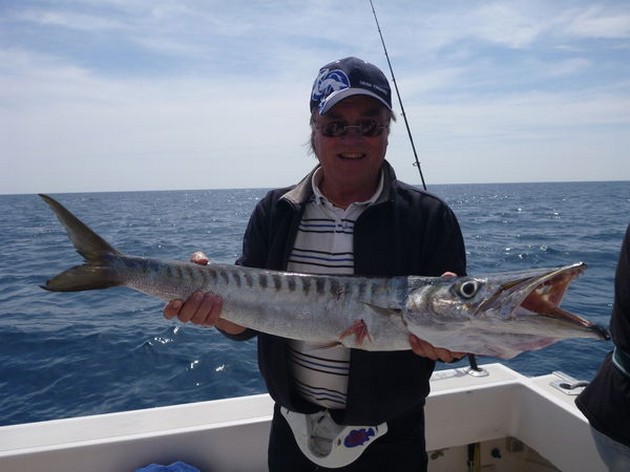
top-left (119, 256), bottom-right (411, 346)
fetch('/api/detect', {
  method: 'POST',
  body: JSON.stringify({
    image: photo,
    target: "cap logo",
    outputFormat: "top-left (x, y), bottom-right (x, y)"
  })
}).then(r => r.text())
top-left (311, 68), bottom-right (350, 111)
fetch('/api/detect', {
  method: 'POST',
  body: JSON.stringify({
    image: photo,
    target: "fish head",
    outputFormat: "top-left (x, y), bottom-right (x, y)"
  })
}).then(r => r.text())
top-left (404, 262), bottom-right (609, 358)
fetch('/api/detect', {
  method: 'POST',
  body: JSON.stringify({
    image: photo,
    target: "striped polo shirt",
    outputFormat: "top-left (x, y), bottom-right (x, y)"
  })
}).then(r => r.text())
top-left (286, 168), bottom-right (383, 409)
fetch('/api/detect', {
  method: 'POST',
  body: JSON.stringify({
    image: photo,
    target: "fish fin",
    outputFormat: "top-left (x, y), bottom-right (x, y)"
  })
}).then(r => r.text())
top-left (340, 304), bottom-right (401, 346)
top-left (41, 265), bottom-right (122, 292)
top-left (361, 302), bottom-right (401, 317)
top-left (39, 194), bottom-right (120, 261)
top-left (39, 194), bottom-right (123, 292)
top-left (339, 319), bottom-right (372, 345)
top-left (317, 341), bottom-right (343, 349)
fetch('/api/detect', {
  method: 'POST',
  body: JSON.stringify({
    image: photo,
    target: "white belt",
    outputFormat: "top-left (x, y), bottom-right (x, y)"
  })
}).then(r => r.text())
top-left (280, 407), bottom-right (388, 468)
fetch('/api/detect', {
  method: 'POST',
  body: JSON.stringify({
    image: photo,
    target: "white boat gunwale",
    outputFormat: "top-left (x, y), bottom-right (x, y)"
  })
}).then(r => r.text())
top-left (0, 363), bottom-right (607, 472)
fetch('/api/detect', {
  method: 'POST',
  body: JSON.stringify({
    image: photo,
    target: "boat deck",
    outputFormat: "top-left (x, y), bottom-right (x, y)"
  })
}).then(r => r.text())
top-left (0, 363), bottom-right (606, 471)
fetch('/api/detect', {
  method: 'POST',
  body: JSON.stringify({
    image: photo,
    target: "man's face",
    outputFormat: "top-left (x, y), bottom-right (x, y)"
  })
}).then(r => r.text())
top-left (311, 95), bottom-right (390, 192)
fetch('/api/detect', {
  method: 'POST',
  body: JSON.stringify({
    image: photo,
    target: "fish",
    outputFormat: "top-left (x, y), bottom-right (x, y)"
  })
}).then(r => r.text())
top-left (38, 193), bottom-right (609, 359)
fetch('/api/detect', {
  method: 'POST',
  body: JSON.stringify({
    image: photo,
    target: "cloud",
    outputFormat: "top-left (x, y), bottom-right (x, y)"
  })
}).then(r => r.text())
top-left (566, 6), bottom-right (630, 39)
top-left (16, 8), bottom-right (126, 32)
top-left (471, 3), bottom-right (548, 48)
top-left (1, 0), bottom-right (629, 194)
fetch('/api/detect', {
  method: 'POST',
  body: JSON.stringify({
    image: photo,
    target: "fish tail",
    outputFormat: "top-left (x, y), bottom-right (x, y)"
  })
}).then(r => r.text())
top-left (39, 194), bottom-right (123, 292)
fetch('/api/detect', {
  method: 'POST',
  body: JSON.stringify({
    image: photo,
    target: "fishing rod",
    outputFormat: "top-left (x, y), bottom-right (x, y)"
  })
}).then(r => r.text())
top-left (369, 0), bottom-right (427, 191)
top-left (369, 1), bottom-right (482, 373)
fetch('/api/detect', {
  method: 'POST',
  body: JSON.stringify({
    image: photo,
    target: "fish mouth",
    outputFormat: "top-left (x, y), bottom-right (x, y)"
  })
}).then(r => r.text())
top-left (476, 262), bottom-right (609, 340)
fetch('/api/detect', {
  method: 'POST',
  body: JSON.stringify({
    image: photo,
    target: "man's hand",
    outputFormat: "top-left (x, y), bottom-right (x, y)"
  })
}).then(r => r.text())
top-left (163, 252), bottom-right (246, 335)
top-left (164, 291), bottom-right (225, 327)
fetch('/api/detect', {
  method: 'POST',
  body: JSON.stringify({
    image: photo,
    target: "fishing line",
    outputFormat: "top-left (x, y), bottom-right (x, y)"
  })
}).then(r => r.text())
top-left (369, 1), bottom-right (482, 374)
top-left (369, 0), bottom-right (427, 191)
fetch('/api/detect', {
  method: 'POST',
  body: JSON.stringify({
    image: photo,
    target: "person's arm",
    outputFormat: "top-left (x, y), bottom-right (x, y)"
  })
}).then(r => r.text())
top-left (610, 224), bottom-right (630, 349)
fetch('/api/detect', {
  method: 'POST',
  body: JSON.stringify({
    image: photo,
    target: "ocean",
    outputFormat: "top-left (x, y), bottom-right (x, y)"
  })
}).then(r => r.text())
top-left (0, 181), bottom-right (628, 427)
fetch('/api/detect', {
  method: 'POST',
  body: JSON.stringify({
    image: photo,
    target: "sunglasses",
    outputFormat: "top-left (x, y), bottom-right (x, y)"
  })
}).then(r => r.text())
top-left (314, 119), bottom-right (388, 138)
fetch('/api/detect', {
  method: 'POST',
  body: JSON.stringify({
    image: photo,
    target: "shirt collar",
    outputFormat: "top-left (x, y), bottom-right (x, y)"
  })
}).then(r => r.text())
top-left (310, 167), bottom-right (384, 208)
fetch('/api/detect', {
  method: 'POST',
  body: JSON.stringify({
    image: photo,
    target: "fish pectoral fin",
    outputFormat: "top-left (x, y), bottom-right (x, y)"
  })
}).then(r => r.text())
top-left (360, 302), bottom-right (401, 317)
top-left (339, 319), bottom-right (372, 346)
top-left (339, 300), bottom-right (404, 346)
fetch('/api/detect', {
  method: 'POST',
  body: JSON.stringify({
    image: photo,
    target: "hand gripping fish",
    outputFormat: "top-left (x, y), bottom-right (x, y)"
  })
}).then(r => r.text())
top-left (39, 194), bottom-right (609, 359)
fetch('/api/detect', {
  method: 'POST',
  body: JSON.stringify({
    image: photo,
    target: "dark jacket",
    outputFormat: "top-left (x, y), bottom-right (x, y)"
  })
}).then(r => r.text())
top-left (233, 161), bottom-right (467, 425)
top-left (576, 224), bottom-right (630, 448)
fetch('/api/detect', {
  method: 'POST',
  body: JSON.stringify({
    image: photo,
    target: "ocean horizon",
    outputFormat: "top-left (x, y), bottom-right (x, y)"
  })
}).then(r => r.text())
top-left (5, 178), bottom-right (629, 197)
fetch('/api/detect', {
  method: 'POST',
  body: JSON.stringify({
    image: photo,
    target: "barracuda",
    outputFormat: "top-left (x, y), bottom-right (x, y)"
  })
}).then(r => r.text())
top-left (39, 194), bottom-right (609, 359)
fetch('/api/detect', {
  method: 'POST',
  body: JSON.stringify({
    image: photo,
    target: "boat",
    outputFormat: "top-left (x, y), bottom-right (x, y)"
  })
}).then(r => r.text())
top-left (0, 362), bottom-right (606, 471)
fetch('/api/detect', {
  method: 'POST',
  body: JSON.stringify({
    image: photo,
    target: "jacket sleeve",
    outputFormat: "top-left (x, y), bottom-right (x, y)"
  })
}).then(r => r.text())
top-left (611, 224), bottom-right (630, 350)
top-left (236, 195), bottom-right (273, 269)
top-left (419, 201), bottom-right (467, 277)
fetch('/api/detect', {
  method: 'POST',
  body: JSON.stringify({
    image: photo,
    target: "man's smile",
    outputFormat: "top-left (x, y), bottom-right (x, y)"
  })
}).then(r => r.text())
top-left (339, 153), bottom-right (365, 160)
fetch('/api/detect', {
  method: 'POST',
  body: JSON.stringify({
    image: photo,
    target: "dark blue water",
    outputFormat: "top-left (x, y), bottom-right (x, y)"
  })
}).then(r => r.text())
top-left (1, 182), bottom-right (628, 426)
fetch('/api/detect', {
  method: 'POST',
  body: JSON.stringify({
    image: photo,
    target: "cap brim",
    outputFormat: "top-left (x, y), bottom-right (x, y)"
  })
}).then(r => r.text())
top-left (318, 89), bottom-right (392, 115)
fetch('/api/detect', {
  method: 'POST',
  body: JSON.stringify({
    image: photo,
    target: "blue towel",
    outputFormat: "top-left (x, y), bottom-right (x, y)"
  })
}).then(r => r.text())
top-left (135, 461), bottom-right (201, 472)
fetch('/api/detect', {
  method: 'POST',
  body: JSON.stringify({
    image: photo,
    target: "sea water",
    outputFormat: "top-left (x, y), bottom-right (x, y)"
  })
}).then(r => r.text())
top-left (0, 181), bottom-right (628, 426)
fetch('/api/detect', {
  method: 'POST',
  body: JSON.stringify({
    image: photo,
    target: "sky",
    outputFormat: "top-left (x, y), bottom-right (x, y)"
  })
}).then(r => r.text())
top-left (1, 0), bottom-right (630, 194)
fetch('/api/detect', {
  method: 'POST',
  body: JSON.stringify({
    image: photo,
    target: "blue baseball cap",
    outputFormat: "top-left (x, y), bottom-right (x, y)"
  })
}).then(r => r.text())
top-left (310, 57), bottom-right (392, 115)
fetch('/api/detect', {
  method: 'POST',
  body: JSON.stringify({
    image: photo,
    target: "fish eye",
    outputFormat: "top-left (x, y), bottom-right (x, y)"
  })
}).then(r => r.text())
top-left (457, 280), bottom-right (480, 299)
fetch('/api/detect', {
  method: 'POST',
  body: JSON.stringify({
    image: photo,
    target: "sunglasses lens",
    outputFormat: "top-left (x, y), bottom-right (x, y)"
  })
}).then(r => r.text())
top-left (318, 120), bottom-right (386, 137)
top-left (322, 122), bottom-right (345, 137)
top-left (358, 120), bottom-right (379, 136)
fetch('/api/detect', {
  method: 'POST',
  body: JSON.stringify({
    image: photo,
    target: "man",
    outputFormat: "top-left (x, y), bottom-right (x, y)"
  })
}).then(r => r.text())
top-left (165, 57), bottom-right (467, 471)
top-left (576, 224), bottom-right (630, 471)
